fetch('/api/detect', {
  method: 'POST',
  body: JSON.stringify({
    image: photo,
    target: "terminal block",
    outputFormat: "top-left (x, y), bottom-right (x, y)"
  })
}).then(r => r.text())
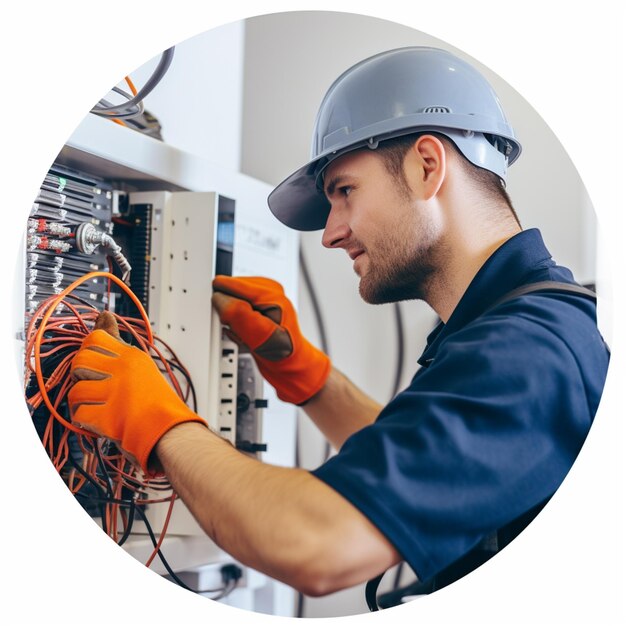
top-left (236, 351), bottom-right (268, 459)
top-left (218, 336), bottom-right (239, 445)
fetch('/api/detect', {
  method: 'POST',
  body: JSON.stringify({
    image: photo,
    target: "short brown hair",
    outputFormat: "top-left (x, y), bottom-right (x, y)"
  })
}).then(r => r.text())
top-left (375, 132), bottom-right (521, 227)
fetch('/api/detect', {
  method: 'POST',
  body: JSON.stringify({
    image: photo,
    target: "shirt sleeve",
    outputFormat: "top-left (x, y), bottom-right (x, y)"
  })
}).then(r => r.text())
top-left (311, 310), bottom-right (595, 582)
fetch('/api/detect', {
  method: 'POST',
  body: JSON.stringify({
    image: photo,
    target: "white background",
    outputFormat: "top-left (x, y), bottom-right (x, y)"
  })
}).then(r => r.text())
top-left (1, 1), bottom-right (623, 625)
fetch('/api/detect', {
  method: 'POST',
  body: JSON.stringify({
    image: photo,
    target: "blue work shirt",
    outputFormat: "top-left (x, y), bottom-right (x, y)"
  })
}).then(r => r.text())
top-left (311, 228), bottom-right (609, 583)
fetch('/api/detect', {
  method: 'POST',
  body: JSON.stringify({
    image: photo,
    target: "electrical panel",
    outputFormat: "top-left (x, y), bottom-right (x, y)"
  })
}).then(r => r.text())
top-left (24, 171), bottom-right (270, 526)
top-left (19, 116), bottom-right (300, 617)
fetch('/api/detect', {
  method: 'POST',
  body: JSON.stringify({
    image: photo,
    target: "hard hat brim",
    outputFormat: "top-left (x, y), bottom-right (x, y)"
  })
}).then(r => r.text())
top-left (267, 159), bottom-right (330, 231)
top-left (267, 127), bottom-right (521, 232)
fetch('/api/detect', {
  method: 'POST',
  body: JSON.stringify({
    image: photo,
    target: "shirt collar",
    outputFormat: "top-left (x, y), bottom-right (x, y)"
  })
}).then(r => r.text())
top-left (418, 229), bottom-right (555, 367)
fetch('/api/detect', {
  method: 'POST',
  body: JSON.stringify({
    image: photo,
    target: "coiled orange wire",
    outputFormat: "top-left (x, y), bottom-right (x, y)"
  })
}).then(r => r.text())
top-left (24, 270), bottom-right (191, 564)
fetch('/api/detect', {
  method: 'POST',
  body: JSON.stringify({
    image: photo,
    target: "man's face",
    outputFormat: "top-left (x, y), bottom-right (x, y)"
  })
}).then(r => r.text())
top-left (321, 148), bottom-right (445, 304)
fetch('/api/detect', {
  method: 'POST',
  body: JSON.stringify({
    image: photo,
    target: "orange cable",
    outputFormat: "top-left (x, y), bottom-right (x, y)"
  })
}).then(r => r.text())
top-left (33, 271), bottom-right (152, 435)
top-left (26, 272), bottom-right (193, 545)
top-left (124, 76), bottom-right (138, 96)
top-left (144, 493), bottom-right (177, 568)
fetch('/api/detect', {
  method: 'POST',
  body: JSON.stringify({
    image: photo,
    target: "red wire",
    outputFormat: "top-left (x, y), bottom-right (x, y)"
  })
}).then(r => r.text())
top-left (144, 493), bottom-right (177, 568)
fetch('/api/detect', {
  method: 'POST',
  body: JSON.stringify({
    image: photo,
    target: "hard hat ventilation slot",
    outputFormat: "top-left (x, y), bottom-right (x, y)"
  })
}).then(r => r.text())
top-left (422, 106), bottom-right (451, 114)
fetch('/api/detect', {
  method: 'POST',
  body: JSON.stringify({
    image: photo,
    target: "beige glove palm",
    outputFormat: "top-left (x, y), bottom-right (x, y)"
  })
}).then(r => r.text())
top-left (212, 276), bottom-right (331, 405)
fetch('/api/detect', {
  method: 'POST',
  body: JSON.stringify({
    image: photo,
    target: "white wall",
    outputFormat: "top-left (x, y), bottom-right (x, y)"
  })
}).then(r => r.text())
top-left (241, 11), bottom-right (596, 283)
top-left (125, 21), bottom-right (245, 170)
top-left (240, 10), bottom-right (599, 618)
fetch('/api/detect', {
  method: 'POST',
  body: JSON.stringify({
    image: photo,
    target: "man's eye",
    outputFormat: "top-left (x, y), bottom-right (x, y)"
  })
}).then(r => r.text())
top-left (340, 186), bottom-right (352, 197)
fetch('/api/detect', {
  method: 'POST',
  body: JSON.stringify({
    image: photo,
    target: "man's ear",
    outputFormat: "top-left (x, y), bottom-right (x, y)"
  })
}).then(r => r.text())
top-left (407, 134), bottom-right (446, 200)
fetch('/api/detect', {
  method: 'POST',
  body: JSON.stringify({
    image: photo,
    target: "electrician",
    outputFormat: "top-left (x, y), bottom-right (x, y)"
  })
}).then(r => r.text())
top-left (69, 47), bottom-right (609, 600)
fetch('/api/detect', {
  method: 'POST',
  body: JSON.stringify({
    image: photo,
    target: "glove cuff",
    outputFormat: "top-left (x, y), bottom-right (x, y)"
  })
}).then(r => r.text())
top-left (291, 353), bottom-right (332, 406)
top-left (124, 404), bottom-right (208, 476)
top-left (258, 341), bottom-right (332, 405)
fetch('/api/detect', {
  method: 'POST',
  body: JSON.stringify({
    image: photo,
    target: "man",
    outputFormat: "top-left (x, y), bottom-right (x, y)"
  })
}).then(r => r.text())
top-left (69, 47), bottom-right (609, 603)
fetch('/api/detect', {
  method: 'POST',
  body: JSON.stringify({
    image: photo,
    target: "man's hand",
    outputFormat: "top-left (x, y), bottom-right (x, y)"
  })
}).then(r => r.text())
top-left (68, 311), bottom-right (207, 475)
top-left (212, 276), bottom-right (331, 405)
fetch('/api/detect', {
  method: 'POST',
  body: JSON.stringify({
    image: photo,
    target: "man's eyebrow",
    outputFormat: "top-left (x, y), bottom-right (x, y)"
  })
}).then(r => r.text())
top-left (324, 174), bottom-right (349, 198)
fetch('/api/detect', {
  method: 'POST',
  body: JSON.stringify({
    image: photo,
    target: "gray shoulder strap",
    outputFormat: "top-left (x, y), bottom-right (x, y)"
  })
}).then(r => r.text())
top-left (484, 280), bottom-right (597, 316)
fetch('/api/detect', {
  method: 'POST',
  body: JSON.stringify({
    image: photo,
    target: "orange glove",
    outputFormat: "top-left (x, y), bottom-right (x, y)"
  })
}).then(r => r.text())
top-left (212, 276), bottom-right (331, 405)
top-left (68, 312), bottom-right (207, 475)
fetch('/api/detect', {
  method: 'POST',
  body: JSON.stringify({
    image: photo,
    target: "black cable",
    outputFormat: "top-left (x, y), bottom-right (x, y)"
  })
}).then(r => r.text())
top-left (130, 504), bottom-right (207, 592)
top-left (204, 567), bottom-right (242, 600)
top-left (91, 48), bottom-right (175, 116)
top-left (298, 245), bottom-right (329, 355)
top-left (365, 572), bottom-right (385, 611)
top-left (98, 502), bottom-right (109, 536)
top-left (295, 244), bottom-right (331, 617)
top-left (392, 562), bottom-right (405, 592)
top-left (130, 505), bottom-right (242, 599)
top-left (94, 440), bottom-right (115, 498)
top-left (209, 582), bottom-right (235, 601)
top-left (116, 500), bottom-right (136, 547)
top-left (134, 504), bottom-right (233, 596)
top-left (360, 304), bottom-right (407, 608)
top-left (73, 490), bottom-right (186, 587)
top-left (67, 450), bottom-right (134, 541)
top-left (390, 303), bottom-right (405, 399)
top-left (157, 358), bottom-right (198, 412)
top-left (67, 449), bottom-right (107, 496)
top-left (72, 490), bottom-right (228, 596)
top-left (297, 245), bottom-right (408, 615)
top-left (296, 592), bottom-right (305, 620)
top-left (68, 446), bottom-right (157, 549)
top-left (298, 244), bottom-right (333, 470)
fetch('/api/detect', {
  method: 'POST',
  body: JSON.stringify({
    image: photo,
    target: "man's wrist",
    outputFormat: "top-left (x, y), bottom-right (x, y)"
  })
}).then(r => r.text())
top-left (154, 420), bottom-right (229, 468)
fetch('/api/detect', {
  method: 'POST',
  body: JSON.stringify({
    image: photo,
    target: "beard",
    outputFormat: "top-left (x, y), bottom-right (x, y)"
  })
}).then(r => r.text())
top-left (357, 229), bottom-right (444, 305)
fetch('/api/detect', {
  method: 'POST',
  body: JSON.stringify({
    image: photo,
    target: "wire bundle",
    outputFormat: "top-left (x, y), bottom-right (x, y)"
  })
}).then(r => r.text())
top-left (24, 270), bottom-right (241, 598)
top-left (90, 48), bottom-right (174, 136)
top-left (24, 270), bottom-right (192, 563)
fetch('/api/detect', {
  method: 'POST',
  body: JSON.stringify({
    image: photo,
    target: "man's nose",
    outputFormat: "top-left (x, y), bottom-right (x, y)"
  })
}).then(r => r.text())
top-left (321, 204), bottom-right (351, 249)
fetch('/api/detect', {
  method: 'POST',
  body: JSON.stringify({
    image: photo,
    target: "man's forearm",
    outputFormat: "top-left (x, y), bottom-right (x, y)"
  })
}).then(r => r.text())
top-left (301, 367), bottom-right (383, 451)
top-left (154, 422), bottom-right (399, 596)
